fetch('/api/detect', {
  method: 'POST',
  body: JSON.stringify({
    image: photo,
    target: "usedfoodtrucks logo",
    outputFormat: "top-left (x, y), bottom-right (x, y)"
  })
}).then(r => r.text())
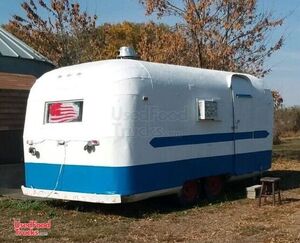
top-left (13, 219), bottom-right (51, 236)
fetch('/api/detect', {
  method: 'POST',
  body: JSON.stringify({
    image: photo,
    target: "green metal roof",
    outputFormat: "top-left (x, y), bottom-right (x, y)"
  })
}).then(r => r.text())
top-left (0, 26), bottom-right (53, 63)
top-left (0, 27), bottom-right (55, 77)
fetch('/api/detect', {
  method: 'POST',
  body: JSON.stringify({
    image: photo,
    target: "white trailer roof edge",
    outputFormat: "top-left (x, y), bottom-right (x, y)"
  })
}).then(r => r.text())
top-left (37, 59), bottom-right (264, 91)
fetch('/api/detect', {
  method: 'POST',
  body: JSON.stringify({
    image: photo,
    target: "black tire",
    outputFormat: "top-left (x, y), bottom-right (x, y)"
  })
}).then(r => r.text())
top-left (204, 176), bottom-right (224, 200)
top-left (178, 180), bottom-right (200, 206)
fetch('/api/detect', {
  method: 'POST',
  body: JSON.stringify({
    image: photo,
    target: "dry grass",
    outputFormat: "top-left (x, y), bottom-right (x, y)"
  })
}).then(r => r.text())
top-left (280, 131), bottom-right (300, 139)
top-left (1, 137), bottom-right (300, 242)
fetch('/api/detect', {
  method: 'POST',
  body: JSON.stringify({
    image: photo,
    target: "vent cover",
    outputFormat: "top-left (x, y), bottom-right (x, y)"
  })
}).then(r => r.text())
top-left (197, 100), bottom-right (218, 120)
top-left (117, 46), bottom-right (139, 59)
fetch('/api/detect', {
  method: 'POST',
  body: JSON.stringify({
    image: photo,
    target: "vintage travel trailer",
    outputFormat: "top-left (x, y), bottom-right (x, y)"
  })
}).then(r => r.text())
top-left (22, 47), bottom-right (273, 204)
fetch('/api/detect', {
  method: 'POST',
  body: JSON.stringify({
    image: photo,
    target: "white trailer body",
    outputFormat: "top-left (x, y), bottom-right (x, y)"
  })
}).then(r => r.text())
top-left (22, 59), bottom-right (273, 203)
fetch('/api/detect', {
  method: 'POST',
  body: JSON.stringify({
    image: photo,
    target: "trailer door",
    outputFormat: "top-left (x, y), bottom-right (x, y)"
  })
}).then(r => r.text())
top-left (231, 75), bottom-right (255, 174)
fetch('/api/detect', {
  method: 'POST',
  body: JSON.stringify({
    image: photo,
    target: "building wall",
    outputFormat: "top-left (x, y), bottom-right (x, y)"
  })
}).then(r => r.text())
top-left (0, 72), bottom-right (35, 188)
top-left (0, 72), bottom-right (35, 90)
top-left (0, 72), bottom-right (35, 163)
top-left (0, 89), bottom-right (29, 130)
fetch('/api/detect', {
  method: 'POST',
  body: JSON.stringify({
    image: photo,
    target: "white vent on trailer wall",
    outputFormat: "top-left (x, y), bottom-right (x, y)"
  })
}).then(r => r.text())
top-left (197, 100), bottom-right (218, 120)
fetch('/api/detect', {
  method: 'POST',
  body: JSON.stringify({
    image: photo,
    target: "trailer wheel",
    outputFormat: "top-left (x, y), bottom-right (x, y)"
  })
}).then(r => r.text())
top-left (178, 180), bottom-right (199, 206)
top-left (204, 176), bottom-right (224, 200)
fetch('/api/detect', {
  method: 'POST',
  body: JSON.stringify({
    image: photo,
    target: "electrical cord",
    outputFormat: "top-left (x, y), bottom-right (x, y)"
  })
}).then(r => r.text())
top-left (27, 138), bottom-right (97, 198)
top-left (45, 141), bottom-right (68, 198)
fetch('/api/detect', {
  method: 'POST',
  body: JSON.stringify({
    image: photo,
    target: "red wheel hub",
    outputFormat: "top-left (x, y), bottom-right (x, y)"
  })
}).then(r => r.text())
top-left (181, 181), bottom-right (199, 203)
top-left (204, 176), bottom-right (224, 198)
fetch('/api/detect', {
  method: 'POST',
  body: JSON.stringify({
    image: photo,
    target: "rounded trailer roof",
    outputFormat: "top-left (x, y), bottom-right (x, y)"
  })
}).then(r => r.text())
top-left (37, 59), bottom-right (264, 95)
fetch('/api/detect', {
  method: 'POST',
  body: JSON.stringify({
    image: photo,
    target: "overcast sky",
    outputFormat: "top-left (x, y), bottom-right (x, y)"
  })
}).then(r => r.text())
top-left (0, 0), bottom-right (299, 107)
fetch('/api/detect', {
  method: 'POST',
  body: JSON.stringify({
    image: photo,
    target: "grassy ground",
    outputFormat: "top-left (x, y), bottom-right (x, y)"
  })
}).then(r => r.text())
top-left (1, 137), bottom-right (300, 242)
top-left (273, 136), bottom-right (300, 161)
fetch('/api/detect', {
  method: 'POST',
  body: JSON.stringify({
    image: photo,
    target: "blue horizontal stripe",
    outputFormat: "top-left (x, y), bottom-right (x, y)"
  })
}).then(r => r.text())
top-left (150, 130), bottom-right (269, 148)
top-left (25, 150), bottom-right (272, 196)
top-left (236, 94), bottom-right (253, 98)
top-left (254, 130), bottom-right (269, 138)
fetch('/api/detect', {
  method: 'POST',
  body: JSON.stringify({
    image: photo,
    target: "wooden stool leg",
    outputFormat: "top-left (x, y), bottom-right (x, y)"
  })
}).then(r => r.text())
top-left (258, 182), bottom-right (264, 207)
top-left (272, 182), bottom-right (275, 206)
top-left (263, 183), bottom-right (267, 203)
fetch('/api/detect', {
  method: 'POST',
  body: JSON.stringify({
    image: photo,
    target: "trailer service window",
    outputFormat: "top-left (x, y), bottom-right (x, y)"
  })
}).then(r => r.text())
top-left (45, 100), bottom-right (83, 123)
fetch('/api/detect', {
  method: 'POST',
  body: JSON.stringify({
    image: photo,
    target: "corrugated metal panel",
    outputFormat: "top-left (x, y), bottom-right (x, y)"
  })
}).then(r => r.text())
top-left (0, 27), bottom-right (52, 64)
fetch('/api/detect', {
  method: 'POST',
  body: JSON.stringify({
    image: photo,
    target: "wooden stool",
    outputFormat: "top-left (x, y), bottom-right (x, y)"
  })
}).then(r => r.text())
top-left (258, 177), bottom-right (282, 206)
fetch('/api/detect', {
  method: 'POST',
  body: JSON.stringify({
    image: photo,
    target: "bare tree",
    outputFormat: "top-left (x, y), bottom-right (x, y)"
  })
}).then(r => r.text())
top-left (139, 0), bottom-right (284, 77)
top-left (6, 0), bottom-right (99, 66)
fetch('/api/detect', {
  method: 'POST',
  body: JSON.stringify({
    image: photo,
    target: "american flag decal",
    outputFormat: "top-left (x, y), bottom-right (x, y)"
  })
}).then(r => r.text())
top-left (47, 101), bottom-right (82, 123)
